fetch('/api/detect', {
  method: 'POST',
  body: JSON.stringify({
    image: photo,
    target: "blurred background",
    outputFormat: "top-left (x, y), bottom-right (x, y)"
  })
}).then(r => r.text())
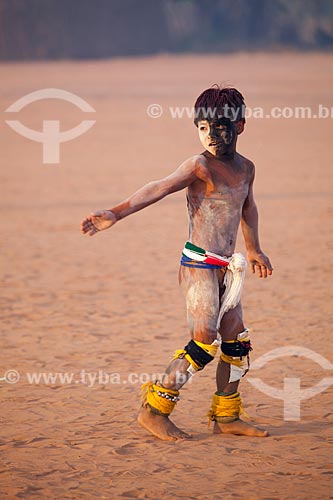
top-left (1, 2), bottom-right (333, 499)
top-left (1, 0), bottom-right (333, 60)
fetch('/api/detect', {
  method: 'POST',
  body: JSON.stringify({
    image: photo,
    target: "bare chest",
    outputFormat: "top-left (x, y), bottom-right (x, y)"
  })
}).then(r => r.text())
top-left (190, 162), bottom-right (250, 205)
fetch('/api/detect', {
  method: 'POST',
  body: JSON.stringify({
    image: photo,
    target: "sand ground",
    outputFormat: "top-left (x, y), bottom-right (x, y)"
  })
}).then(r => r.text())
top-left (1, 53), bottom-right (333, 499)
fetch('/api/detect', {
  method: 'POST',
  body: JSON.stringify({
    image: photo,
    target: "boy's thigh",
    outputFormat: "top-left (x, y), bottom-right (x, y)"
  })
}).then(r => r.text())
top-left (179, 266), bottom-right (221, 341)
top-left (218, 302), bottom-right (245, 341)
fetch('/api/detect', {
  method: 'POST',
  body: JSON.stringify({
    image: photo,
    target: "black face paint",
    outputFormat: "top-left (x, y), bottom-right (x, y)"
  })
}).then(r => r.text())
top-left (208, 118), bottom-right (236, 151)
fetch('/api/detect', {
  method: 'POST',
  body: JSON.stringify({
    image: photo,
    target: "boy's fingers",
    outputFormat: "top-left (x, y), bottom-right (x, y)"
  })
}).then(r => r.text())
top-left (251, 263), bottom-right (255, 273)
top-left (80, 215), bottom-right (101, 236)
top-left (261, 266), bottom-right (267, 278)
top-left (81, 221), bottom-right (92, 232)
top-left (81, 217), bottom-right (93, 228)
top-left (265, 258), bottom-right (273, 271)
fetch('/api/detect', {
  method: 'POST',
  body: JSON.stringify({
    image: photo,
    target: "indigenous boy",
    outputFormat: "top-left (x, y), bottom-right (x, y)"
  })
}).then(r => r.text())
top-left (81, 86), bottom-right (273, 441)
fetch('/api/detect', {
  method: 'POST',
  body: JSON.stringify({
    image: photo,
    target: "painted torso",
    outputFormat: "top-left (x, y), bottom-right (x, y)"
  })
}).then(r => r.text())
top-left (187, 152), bottom-right (253, 256)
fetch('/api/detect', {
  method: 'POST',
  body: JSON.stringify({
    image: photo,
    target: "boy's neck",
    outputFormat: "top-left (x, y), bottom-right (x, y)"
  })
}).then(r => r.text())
top-left (204, 148), bottom-right (236, 161)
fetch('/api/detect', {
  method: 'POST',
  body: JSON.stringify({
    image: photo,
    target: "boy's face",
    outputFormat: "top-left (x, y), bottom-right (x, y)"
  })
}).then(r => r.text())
top-left (198, 117), bottom-right (241, 156)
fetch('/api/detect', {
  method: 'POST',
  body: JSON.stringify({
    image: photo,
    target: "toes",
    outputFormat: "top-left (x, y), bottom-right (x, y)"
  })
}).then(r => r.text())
top-left (248, 426), bottom-right (268, 437)
top-left (176, 430), bottom-right (192, 439)
top-left (172, 432), bottom-right (191, 440)
top-left (164, 434), bottom-right (178, 442)
top-left (169, 425), bottom-right (192, 440)
top-left (215, 419), bottom-right (269, 437)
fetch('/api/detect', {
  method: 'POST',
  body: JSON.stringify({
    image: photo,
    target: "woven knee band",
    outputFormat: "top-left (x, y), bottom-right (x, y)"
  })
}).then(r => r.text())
top-left (173, 339), bottom-right (218, 371)
top-left (220, 330), bottom-right (252, 377)
top-left (141, 382), bottom-right (180, 416)
top-left (221, 338), bottom-right (252, 360)
top-left (220, 352), bottom-right (244, 367)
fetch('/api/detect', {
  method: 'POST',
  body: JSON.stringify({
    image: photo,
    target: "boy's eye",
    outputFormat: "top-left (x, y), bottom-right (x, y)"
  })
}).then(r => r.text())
top-left (199, 126), bottom-right (207, 131)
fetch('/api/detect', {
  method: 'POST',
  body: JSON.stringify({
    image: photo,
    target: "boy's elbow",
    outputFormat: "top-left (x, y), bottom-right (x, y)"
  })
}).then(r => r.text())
top-left (150, 180), bottom-right (170, 200)
top-left (242, 201), bottom-right (257, 219)
top-left (155, 179), bottom-right (180, 198)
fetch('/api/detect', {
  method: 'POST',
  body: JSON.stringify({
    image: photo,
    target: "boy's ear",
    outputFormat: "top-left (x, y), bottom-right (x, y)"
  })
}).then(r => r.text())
top-left (235, 120), bottom-right (245, 135)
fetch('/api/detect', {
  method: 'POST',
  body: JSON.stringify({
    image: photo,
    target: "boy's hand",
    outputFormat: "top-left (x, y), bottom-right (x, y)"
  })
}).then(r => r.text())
top-left (247, 251), bottom-right (273, 278)
top-left (80, 210), bottom-right (117, 236)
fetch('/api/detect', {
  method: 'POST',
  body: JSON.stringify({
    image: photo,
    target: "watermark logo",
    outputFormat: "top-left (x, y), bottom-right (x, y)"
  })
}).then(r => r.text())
top-left (0, 369), bottom-right (188, 388)
top-left (0, 369), bottom-right (20, 384)
top-left (5, 88), bottom-right (96, 164)
top-left (146, 103), bottom-right (163, 119)
top-left (247, 346), bottom-right (333, 421)
top-left (146, 103), bottom-right (333, 121)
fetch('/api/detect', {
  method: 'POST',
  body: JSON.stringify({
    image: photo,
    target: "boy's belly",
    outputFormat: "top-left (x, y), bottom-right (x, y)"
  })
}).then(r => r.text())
top-left (187, 194), bottom-right (245, 256)
top-left (188, 213), bottom-right (241, 256)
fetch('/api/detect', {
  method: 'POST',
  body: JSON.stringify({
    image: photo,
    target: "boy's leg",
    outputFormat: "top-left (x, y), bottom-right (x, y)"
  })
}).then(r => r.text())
top-left (212, 303), bottom-right (268, 437)
top-left (138, 266), bottom-right (221, 441)
top-left (137, 355), bottom-right (192, 441)
top-left (163, 266), bottom-right (222, 386)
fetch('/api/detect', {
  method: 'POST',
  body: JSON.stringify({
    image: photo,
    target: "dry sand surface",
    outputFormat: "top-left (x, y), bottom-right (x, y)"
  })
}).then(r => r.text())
top-left (1, 53), bottom-right (333, 499)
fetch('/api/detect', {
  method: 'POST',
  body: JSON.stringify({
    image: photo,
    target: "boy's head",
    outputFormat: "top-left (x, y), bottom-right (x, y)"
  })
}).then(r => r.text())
top-left (194, 86), bottom-right (246, 155)
top-left (194, 86), bottom-right (246, 127)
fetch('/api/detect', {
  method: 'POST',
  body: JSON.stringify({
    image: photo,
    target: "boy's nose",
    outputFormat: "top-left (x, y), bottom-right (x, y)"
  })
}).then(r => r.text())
top-left (209, 130), bottom-right (218, 139)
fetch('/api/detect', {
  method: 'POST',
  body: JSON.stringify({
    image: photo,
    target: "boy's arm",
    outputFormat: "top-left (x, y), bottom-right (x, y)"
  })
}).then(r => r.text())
top-left (81, 157), bottom-right (198, 236)
top-left (241, 167), bottom-right (273, 278)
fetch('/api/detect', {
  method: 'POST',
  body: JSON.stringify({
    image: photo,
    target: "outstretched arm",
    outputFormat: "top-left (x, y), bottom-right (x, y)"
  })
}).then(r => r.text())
top-left (81, 157), bottom-right (198, 236)
top-left (241, 167), bottom-right (273, 278)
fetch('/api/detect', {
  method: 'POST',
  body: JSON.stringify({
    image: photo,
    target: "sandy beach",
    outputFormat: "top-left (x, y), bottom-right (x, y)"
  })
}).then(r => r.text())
top-left (1, 53), bottom-right (333, 499)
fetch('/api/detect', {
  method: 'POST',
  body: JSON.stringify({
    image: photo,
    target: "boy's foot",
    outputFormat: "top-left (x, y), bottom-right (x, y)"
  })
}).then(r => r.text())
top-left (213, 419), bottom-right (268, 437)
top-left (138, 406), bottom-right (192, 441)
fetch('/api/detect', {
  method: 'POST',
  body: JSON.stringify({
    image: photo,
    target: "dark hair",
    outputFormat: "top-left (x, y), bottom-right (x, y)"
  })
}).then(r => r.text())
top-left (194, 86), bottom-right (246, 126)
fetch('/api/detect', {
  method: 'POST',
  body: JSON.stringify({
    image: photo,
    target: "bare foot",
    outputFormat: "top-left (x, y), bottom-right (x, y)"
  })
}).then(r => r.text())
top-left (213, 419), bottom-right (268, 437)
top-left (138, 406), bottom-right (192, 441)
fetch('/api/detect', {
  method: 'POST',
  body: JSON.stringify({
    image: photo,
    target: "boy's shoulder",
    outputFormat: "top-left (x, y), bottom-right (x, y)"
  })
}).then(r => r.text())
top-left (185, 153), bottom-right (207, 164)
top-left (190, 153), bottom-right (210, 170)
top-left (179, 154), bottom-right (210, 172)
top-left (235, 152), bottom-right (255, 176)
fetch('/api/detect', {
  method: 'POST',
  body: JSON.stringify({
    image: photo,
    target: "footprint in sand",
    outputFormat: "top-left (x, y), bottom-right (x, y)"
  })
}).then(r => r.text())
top-left (120, 490), bottom-right (148, 498)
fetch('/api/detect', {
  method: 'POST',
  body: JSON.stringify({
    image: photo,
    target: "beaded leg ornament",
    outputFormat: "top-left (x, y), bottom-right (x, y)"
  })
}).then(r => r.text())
top-left (141, 382), bottom-right (180, 417)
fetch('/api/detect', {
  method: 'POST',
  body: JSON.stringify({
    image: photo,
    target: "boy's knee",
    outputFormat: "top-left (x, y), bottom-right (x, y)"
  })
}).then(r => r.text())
top-left (219, 306), bottom-right (244, 341)
top-left (173, 335), bottom-right (219, 375)
top-left (193, 328), bottom-right (217, 345)
top-left (219, 322), bottom-right (245, 341)
top-left (172, 324), bottom-right (220, 378)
